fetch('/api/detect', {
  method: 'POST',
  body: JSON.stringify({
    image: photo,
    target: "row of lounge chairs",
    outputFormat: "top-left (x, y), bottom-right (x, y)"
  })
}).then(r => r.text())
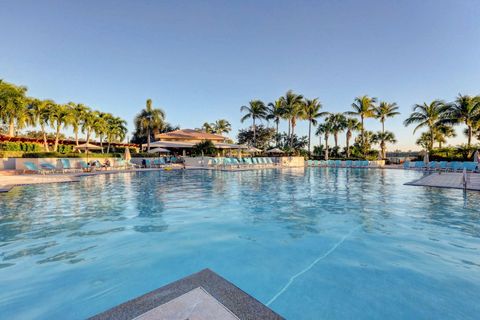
top-left (306, 160), bottom-right (371, 168)
top-left (208, 157), bottom-right (278, 168)
top-left (142, 157), bottom-right (179, 168)
top-left (23, 158), bottom-right (137, 174)
top-left (403, 161), bottom-right (478, 172)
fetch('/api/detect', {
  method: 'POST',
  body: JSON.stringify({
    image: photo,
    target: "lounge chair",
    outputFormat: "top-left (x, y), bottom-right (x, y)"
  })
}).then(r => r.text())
top-left (23, 162), bottom-right (47, 174)
top-left (426, 161), bottom-right (437, 171)
top-left (40, 162), bottom-right (58, 173)
top-left (403, 161), bottom-right (411, 169)
top-left (451, 161), bottom-right (463, 172)
top-left (345, 160), bottom-right (352, 167)
top-left (463, 162), bottom-right (477, 172)
top-left (57, 159), bottom-right (78, 173)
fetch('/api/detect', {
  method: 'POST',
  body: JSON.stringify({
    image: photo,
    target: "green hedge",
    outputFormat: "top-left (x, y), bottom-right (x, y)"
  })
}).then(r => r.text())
top-left (0, 142), bottom-right (43, 152)
top-left (22, 152), bottom-right (123, 158)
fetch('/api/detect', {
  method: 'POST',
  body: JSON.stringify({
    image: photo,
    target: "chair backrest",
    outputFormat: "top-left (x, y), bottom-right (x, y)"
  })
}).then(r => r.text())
top-left (345, 160), bottom-right (352, 167)
top-left (41, 163), bottom-right (56, 169)
top-left (24, 162), bottom-right (38, 171)
top-left (452, 161), bottom-right (463, 170)
top-left (403, 161), bottom-right (410, 169)
top-left (145, 159), bottom-right (151, 166)
top-left (439, 161), bottom-right (447, 168)
top-left (79, 160), bottom-right (89, 168)
top-left (335, 160), bottom-right (341, 166)
top-left (414, 161), bottom-right (424, 168)
top-left (266, 158), bottom-right (273, 164)
top-left (428, 161), bottom-right (437, 168)
top-left (463, 162), bottom-right (477, 171)
top-left (59, 159), bottom-right (71, 169)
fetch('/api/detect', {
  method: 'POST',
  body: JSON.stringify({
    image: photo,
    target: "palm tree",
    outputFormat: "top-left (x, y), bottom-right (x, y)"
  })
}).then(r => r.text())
top-left (240, 100), bottom-right (267, 144)
top-left (303, 98), bottom-right (326, 154)
top-left (373, 131), bottom-right (397, 158)
top-left (435, 125), bottom-right (456, 148)
top-left (267, 99), bottom-right (284, 144)
top-left (82, 110), bottom-right (99, 144)
top-left (279, 90), bottom-right (304, 147)
top-left (68, 102), bottom-right (90, 146)
top-left (404, 100), bottom-right (447, 151)
top-left (344, 117), bottom-right (361, 158)
top-left (134, 99), bottom-right (166, 151)
top-left (326, 113), bottom-right (347, 149)
top-left (106, 116), bottom-right (128, 153)
top-left (0, 80), bottom-right (28, 136)
top-left (346, 95), bottom-right (377, 155)
top-left (27, 98), bottom-right (51, 151)
top-left (94, 112), bottom-right (110, 151)
top-left (48, 103), bottom-right (72, 152)
top-left (214, 119), bottom-right (231, 134)
top-left (375, 101), bottom-right (400, 134)
top-left (202, 122), bottom-right (214, 133)
top-left (443, 94), bottom-right (480, 147)
top-left (316, 122), bottom-right (333, 160)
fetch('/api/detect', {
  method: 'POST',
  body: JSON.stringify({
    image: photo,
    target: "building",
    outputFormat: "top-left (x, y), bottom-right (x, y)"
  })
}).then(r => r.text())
top-left (154, 129), bottom-right (228, 143)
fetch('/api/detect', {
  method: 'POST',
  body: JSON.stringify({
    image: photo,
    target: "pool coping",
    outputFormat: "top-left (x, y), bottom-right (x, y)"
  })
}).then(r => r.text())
top-left (89, 268), bottom-right (284, 320)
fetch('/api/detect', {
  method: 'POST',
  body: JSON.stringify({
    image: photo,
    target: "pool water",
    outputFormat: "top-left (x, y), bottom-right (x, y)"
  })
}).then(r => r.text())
top-left (0, 168), bottom-right (479, 319)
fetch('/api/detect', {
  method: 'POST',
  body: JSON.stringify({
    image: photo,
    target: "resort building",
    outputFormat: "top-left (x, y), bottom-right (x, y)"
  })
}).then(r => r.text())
top-left (154, 129), bottom-right (228, 143)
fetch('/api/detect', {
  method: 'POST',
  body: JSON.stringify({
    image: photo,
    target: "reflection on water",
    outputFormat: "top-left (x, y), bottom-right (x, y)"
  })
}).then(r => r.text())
top-left (0, 168), bottom-right (479, 319)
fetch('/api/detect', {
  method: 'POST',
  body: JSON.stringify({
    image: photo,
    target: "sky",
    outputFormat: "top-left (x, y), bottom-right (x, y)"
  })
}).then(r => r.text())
top-left (1, 0), bottom-right (479, 150)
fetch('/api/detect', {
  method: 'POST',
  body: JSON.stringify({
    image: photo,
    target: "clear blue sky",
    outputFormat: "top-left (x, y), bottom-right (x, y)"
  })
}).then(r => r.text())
top-left (1, 0), bottom-right (479, 150)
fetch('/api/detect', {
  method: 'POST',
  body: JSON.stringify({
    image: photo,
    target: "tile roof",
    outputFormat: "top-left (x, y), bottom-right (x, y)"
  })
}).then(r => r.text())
top-left (155, 129), bottom-right (227, 141)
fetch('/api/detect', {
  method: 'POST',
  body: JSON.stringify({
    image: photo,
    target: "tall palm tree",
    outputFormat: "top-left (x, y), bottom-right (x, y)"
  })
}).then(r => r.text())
top-left (0, 80), bottom-right (28, 136)
top-left (240, 99), bottom-right (267, 144)
top-left (48, 103), bottom-right (72, 152)
top-left (82, 110), bottom-right (99, 144)
top-left (303, 98), bottom-right (326, 154)
top-left (443, 94), bottom-right (480, 147)
top-left (344, 117), bottom-right (361, 158)
top-left (94, 112), bottom-right (110, 151)
top-left (403, 100), bottom-right (447, 151)
top-left (326, 113), bottom-right (347, 149)
top-left (214, 119), bottom-right (231, 134)
top-left (375, 101), bottom-right (400, 134)
top-left (346, 95), bottom-right (377, 155)
top-left (27, 98), bottom-right (51, 151)
top-left (373, 131), bottom-right (397, 158)
top-left (106, 116), bottom-right (128, 153)
top-left (134, 99), bottom-right (166, 151)
top-left (316, 122), bottom-right (333, 160)
top-left (267, 99), bottom-right (284, 144)
top-left (68, 102), bottom-right (90, 146)
top-left (435, 125), bottom-right (456, 148)
top-left (279, 90), bottom-right (304, 147)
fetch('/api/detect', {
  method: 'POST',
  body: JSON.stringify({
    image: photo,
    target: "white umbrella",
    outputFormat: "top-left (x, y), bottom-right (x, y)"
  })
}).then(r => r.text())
top-left (147, 147), bottom-right (170, 154)
top-left (474, 150), bottom-right (479, 163)
top-left (74, 143), bottom-right (103, 162)
top-left (245, 146), bottom-right (261, 153)
top-left (267, 148), bottom-right (284, 154)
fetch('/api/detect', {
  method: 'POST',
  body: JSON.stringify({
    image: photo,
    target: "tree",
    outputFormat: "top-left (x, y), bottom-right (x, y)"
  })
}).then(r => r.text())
top-left (94, 112), bottom-right (110, 150)
top-left (344, 117), bottom-right (361, 158)
top-left (279, 90), bottom-right (304, 147)
top-left (202, 122), bottom-right (214, 133)
top-left (0, 80), bottom-right (28, 136)
top-left (240, 100), bottom-right (267, 144)
top-left (303, 98), bottom-right (326, 155)
top-left (237, 125), bottom-right (275, 150)
top-left (325, 113), bottom-right (347, 150)
top-left (435, 125), bottom-right (456, 148)
top-left (404, 100), bottom-right (448, 151)
top-left (48, 103), bottom-right (72, 152)
top-left (373, 131), bottom-right (397, 159)
top-left (68, 102), bottom-right (90, 146)
top-left (82, 110), bottom-right (99, 144)
top-left (27, 98), bottom-right (51, 151)
top-left (346, 95), bottom-right (377, 156)
top-left (375, 101), bottom-right (400, 134)
top-left (193, 140), bottom-right (216, 156)
top-left (442, 94), bottom-right (480, 147)
top-left (134, 99), bottom-right (166, 151)
top-left (106, 116), bottom-right (128, 153)
top-left (213, 119), bottom-right (231, 134)
top-left (267, 99), bottom-right (284, 145)
top-left (316, 122), bottom-right (333, 160)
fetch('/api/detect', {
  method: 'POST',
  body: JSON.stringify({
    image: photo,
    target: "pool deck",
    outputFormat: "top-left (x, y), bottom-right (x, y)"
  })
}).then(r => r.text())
top-left (90, 268), bottom-right (283, 320)
top-left (405, 171), bottom-right (480, 191)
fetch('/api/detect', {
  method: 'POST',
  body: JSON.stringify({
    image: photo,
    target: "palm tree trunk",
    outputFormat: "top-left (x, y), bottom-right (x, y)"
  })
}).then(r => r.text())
top-left (41, 124), bottom-right (49, 152)
top-left (382, 120), bottom-right (385, 135)
top-left (308, 121), bottom-right (312, 155)
top-left (361, 116), bottom-right (365, 155)
top-left (147, 127), bottom-right (151, 151)
top-left (54, 124), bottom-right (61, 152)
top-left (276, 120), bottom-right (279, 146)
top-left (8, 120), bottom-right (15, 137)
top-left (107, 140), bottom-right (111, 154)
top-left (252, 117), bottom-right (256, 145)
top-left (334, 133), bottom-right (338, 148)
top-left (346, 131), bottom-right (351, 158)
top-left (324, 134), bottom-right (329, 160)
top-left (287, 121), bottom-right (291, 139)
top-left (290, 119), bottom-right (295, 148)
top-left (467, 125), bottom-right (472, 147)
top-left (75, 130), bottom-right (79, 146)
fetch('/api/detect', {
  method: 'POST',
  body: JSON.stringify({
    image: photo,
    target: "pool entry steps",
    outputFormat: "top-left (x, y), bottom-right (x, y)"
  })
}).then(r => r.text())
top-left (90, 269), bottom-right (284, 320)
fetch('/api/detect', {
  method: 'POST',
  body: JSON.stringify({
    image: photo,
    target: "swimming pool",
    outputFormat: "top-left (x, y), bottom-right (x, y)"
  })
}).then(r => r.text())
top-left (0, 168), bottom-right (479, 319)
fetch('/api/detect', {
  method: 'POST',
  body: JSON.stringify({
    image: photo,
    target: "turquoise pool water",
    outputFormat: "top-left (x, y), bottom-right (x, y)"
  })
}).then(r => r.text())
top-left (0, 168), bottom-right (479, 319)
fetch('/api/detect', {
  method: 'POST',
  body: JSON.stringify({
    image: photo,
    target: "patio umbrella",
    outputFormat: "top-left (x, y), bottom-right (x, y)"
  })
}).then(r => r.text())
top-left (267, 148), bottom-right (284, 154)
top-left (245, 146), bottom-right (261, 153)
top-left (147, 147), bottom-right (170, 154)
top-left (74, 143), bottom-right (103, 162)
top-left (474, 150), bottom-right (479, 163)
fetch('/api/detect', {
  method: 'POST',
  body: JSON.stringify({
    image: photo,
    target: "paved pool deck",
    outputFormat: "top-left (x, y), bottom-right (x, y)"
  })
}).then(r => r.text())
top-left (405, 171), bottom-right (480, 191)
top-left (90, 269), bottom-right (283, 320)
